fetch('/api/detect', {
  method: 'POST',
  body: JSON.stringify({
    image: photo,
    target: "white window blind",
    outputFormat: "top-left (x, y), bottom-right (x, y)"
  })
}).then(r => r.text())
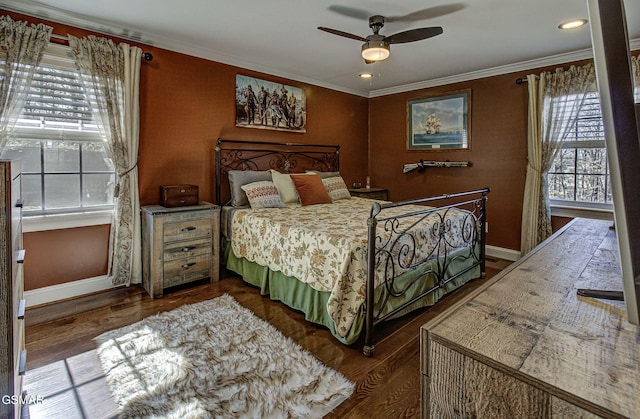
top-left (1, 43), bottom-right (115, 216)
top-left (548, 92), bottom-right (612, 208)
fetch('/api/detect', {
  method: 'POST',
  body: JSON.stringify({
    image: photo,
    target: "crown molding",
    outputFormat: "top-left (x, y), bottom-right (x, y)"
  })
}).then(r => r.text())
top-left (0, 1), bottom-right (370, 97)
top-left (3, 1), bottom-right (639, 99)
top-left (369, 38), bottom-right (640, 98)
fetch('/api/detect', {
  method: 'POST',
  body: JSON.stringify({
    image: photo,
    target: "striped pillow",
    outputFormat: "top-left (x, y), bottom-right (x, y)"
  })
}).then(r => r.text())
top-left (322, 176), bottom-right (351, 201)
top-left (240, 181), bottom-right (285, 209)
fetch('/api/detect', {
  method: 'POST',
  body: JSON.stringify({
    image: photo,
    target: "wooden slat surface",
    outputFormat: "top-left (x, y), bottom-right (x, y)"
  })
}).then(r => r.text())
top-left (23, 257), bottom-right (511, 418)
top-left (423, 218), bottom-right (640, 418)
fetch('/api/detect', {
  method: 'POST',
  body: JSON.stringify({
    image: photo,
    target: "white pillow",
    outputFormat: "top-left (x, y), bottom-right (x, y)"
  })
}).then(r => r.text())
top-left (322, 176), bottom-right (351, 201)
top-left (240, 181), bottom-right (285, 209)
top-left (270, 170), bottom-right (300, 204)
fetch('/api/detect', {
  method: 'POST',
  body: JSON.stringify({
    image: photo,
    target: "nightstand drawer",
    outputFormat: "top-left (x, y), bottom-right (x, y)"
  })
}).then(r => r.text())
top-left (349, 188), bottom-right (388, 200)
top-left (163, 254), bottom-right (211, 288)
top-left (163, 237), bottom-right (212, 262)
top-left (163, 218), bottom-right (211, 242)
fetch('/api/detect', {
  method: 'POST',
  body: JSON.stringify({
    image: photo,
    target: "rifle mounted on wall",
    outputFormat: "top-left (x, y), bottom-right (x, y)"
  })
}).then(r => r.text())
top-left (403, 160), bottom-right (469, 174)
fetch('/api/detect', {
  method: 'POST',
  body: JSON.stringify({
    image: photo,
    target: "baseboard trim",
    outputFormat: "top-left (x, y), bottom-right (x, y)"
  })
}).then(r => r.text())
top-left (486, 245), bottom-right (521, 262)
top-left (24, 275), bottom-right (117, 308)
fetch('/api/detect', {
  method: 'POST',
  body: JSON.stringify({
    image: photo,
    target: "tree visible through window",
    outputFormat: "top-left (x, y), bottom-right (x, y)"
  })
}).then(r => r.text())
top-left (547, 92), bottom-right (612, 207)
top-left (0, 44), bottom-right (115, 216)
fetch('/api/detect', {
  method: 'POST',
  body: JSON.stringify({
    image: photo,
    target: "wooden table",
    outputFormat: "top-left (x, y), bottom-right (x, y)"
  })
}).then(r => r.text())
top-left (421, 218), bottom-right (639, 418)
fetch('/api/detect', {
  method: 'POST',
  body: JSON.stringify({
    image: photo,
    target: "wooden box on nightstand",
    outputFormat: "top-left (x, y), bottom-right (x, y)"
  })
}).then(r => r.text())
top-left (141, 202), bottom-right (220, 298)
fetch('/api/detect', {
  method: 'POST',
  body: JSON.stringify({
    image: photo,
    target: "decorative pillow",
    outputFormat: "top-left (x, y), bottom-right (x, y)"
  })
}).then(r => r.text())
top-left (290, 173), bottom-right (332, 206)
top-left (322, 176), bottom-right (351, 201)
top-left (228, 170), bottom-right (272, 207)
top-left (240, 181), bottom-right (284, 209)
top-left (270, 170), bottom-right (299, 204)
top-left (305, 170), bottom-right (341, 179)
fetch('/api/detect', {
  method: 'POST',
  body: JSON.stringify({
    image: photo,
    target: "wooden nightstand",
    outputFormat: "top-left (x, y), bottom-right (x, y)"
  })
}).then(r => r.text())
top-left (141, 202), bottom-right (220, 298)
top-left (348, 187), bottom-right (388, 200)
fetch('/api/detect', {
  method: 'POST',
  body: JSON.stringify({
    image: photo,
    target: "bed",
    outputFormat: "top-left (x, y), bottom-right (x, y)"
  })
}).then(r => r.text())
top-left (215, 138), bottom-right (489, 356)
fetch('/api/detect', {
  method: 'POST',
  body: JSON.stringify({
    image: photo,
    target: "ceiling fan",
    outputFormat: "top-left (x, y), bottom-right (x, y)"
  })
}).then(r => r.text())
top-left (318, 4), bottom-right (463, 63)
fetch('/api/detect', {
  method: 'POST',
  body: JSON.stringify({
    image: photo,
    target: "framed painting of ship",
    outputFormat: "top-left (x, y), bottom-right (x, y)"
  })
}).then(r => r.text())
top-left (407, 89), bottom-right (471, 150)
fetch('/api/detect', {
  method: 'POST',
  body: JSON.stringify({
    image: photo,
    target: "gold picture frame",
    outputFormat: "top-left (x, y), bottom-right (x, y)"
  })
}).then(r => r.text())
top-left (407, 89), bottom-right (471, 150)
top-left (235, 74), bottom-right (306, 133)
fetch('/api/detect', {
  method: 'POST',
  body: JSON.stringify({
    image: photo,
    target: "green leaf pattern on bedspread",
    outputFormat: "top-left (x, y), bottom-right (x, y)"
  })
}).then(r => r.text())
top-left (231, 198), bottom-right (473, 337)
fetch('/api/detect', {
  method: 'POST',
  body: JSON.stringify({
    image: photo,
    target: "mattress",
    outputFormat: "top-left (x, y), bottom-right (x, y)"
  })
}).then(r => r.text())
top-left (220, 205), bottom-right (247, 240)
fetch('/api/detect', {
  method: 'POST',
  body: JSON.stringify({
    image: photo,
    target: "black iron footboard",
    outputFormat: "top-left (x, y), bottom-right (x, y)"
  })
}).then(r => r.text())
top-left (362, 188), bottom-right (490, 356)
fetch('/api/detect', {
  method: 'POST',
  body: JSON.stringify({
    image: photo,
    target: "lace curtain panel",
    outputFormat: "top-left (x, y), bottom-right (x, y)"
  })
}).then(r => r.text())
top-left (69, 34), bottom-right (143, 286)
top-left (520, 57), bottom-right (640, 256)
top-left (0, 15), bottom-right (52, 152)
top-left (632, 55), bottom-right (640, 101)
top-left (520, 63), bottom-right (597, 256)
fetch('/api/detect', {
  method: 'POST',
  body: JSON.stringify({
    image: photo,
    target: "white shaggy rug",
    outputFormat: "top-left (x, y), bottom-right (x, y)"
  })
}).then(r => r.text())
top-left (95, 294), bottom-right (354, 418)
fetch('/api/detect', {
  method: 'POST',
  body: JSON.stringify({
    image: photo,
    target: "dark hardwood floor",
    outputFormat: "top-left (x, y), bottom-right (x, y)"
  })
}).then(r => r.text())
top-left (23, 258), bottom-right (511, 418)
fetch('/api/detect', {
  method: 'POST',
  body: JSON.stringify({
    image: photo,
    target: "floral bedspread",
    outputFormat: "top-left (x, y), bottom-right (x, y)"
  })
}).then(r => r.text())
top-left (231, 197), bottom-right (474, 337)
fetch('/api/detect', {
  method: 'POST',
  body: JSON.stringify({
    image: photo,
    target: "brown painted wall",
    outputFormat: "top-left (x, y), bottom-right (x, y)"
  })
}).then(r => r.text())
top-left (137, 53), bottom-right (369, 205)
top-left (23, 225), bottom-right (110, 289)
top-left (5, 10), bottom-right (369, 291)
top-left (369, 75), bottom-right (529, 250)
top-left (8, 9), bottom-right (630, 292)
top-left (367, 56), bottom-right (604, 251)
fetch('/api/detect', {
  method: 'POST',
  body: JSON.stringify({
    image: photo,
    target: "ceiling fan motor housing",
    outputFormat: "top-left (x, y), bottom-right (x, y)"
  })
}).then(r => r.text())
top-left (368, 15), bottom-right (385, 33)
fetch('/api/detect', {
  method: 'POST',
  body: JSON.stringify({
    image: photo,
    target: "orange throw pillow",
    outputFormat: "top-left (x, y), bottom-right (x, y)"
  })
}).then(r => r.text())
top-left (290, 173), bottom-right (332, 206)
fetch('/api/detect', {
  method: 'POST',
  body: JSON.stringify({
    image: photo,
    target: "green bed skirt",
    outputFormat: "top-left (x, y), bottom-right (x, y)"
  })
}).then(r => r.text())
top-left (223, 240), bottom-right (480, 345)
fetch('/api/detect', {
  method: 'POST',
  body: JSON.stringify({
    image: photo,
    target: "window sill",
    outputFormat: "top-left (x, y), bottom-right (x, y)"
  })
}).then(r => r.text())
top-left (23, 211), bottom-right (113, 233)
top-left (550, 204), bottom-right (614, 221)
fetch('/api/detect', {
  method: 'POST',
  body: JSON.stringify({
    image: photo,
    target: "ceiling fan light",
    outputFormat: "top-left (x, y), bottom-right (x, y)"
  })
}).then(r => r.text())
top-left (361, 40), bottom-right (390, 61)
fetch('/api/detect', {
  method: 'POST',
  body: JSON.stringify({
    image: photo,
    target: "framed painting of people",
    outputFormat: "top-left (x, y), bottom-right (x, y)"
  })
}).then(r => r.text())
top-left (235, 74), bottom-right (306, 133)
top-left (407, 89), bottom-right (471, 150)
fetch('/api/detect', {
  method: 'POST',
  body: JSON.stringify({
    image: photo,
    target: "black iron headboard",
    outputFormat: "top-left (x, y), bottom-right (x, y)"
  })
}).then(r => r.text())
top-left (214, 138), bottom-right (340, 205)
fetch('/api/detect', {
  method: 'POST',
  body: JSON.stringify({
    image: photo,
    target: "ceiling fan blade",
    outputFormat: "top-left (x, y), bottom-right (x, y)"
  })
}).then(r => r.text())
top-left (318, 26), bottom-right (367, 42)
top-left (384, 27), bottom-right (443, 44)
top-left (386, 3), bottom-right (465, 22)
top-left (327, 5), bottom-right (372, 20)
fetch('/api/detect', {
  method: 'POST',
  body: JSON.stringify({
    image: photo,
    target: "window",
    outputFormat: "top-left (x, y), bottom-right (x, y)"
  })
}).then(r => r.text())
top-left (547, 92), bottom-right (612, 210)
top-left (0, 44), bottom-right (115, 217)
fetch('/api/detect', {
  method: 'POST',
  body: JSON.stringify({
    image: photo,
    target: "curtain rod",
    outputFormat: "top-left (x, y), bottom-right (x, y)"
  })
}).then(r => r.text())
top-left (50, 33), bottom-right (153, 61)
top-left (515, 77), bottom-right (528, 84)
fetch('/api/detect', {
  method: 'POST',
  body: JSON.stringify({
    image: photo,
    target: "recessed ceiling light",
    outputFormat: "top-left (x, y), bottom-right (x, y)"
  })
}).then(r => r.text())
top-left (559, 19), bottom-right (588, 30)
top-left (359, 72), bottom-right (373, 79)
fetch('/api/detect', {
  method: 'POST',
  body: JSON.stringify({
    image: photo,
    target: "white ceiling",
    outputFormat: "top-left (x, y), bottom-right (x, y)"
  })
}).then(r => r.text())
top-left (2, 0), bottom-right (640, 97)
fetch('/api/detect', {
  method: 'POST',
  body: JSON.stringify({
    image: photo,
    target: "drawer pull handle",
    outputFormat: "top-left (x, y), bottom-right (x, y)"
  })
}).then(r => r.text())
top-left (182, 262), bottom-right (196, 269)
top-left (17, 249), bottom-right (25, 264)
top-left (181, 226), bottom-right (196, 232)
top-left (18, 349), bottom-right (27, 376)
top-left (15, 198), bottom-right (24, 208)
top-left (181, 246), bottom-right (195, 252)
top-left (17, 299), bottom-right (26, 320)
